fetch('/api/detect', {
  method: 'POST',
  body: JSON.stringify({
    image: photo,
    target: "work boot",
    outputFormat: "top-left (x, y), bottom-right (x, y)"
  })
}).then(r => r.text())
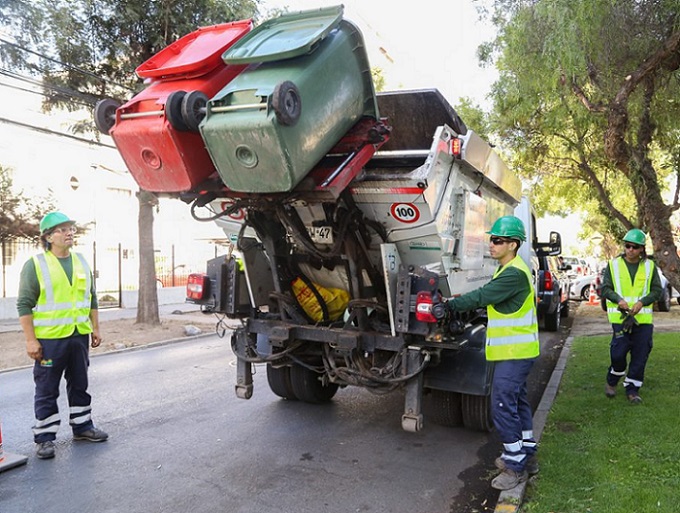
top-left (73, 427), bottom-right (109, 442)
top-left (495, 456), bottom-right (540, 475)
top-left (627, 393), bottom-right (642, 404)
top-left (36, 440), bottom-right (56, 459)
top-left (491, 468), bottom-right (528, 490)
top-left (605, 384), bottom-right (617, 398)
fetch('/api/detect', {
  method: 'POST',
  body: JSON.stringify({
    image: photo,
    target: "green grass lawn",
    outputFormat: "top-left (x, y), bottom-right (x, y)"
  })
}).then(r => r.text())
top-left (523, 333), bottom-right (680, 513)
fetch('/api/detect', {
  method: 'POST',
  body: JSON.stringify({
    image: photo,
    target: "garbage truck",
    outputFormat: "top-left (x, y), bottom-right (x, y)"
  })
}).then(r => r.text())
top-left (96, 6), bottom-right (561, 432)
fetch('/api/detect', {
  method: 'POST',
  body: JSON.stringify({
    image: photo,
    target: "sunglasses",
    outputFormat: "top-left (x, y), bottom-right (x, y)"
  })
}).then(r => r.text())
top-left (624, 243), bottom-right (642, 250)
top-left (52, 226), bottom-right (77, 235)
top-left (490, 237), bottom-right (513, 245)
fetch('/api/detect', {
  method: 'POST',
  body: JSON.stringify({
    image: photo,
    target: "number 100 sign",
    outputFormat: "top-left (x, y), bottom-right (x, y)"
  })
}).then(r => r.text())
top-left (390, 203), bottom-right (420, 224)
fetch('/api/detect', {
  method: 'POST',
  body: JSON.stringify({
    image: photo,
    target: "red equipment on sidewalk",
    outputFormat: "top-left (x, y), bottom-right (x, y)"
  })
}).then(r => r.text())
top-left (0, 417), bottom-right (28, 473)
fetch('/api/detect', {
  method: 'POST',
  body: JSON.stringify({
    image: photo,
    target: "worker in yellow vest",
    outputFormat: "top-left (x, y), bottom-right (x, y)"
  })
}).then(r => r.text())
top-left (600, 228), bottom-right (662, 404)
top-left (446, 216), bottom-right (539, 491)
top-left (17, 212), bottom-right (108, 460)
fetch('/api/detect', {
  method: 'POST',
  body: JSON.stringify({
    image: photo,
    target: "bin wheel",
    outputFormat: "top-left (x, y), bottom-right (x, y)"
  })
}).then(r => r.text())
top-left (165, 90), bottom-right (189, 132)
top-left (93, 99), bottom-right (120, 135)
top-left (181, 90), bottom-right (208, 132)
top-left (272, 80), bottom-right (301, 126)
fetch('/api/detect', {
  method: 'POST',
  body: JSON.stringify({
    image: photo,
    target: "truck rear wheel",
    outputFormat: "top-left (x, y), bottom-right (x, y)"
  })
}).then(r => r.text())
top-left (266, 365), bottom-right (297, 400)
top-left (544, 300), bottom-right (561, 332)
top-left (428, 390), bottom-right (463, 427)
top-left (290, 365), bottom-right (338, 403)
top-left (461, 393), bottom-right (494, 432)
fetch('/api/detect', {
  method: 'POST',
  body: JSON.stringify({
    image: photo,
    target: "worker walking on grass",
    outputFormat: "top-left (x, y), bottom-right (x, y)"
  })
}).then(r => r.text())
top-left (446, 216), bottom-right (539, 491)
top-left (601, 228), bottom-right (661, 404)
top-left (17, 211), bottom-right (108, 460)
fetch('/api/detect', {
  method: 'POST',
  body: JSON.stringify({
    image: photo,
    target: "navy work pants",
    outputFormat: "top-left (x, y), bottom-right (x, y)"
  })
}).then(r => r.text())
top-left (492, 358), bottom-right (536, 472)
top-left (32, 333), bottom-right (94, 443)
top-left (607, 323), bottom-right (653, 396)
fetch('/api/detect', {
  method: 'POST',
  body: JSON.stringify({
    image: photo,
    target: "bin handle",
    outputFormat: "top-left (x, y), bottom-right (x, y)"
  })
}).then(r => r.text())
top-left (210, 103), bottom-right (266, 113)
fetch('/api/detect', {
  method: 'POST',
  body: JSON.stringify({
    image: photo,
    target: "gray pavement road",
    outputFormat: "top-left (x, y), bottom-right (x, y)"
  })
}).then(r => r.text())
top-left (0, 333), bottom-right (496, 513)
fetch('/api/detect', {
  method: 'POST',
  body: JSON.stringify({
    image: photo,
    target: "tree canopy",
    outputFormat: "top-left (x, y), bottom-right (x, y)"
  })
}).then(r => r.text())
top-left (0, 164), bottom-right (54, 244)
top-left (484, 0), bottom-right (680, 288)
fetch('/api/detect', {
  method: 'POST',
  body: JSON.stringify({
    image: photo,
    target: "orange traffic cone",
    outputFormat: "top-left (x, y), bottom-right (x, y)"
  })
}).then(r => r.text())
top-left (587, 282), bottom-right (600, 306)
top-left (0, 417), bottom-right (28, 473)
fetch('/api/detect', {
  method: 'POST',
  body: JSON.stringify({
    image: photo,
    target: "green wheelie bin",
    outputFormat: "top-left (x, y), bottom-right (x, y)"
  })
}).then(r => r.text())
top-left (199, 5), bottom-right (379, 193)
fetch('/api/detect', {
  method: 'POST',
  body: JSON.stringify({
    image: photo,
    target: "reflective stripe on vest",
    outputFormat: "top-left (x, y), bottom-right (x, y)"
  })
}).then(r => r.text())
top-left (486, 256), bottom-right (539, 361)
top-left (32, 252), bottom-right (93, 339)
top-left (606, 257), bottom-right (653, 324)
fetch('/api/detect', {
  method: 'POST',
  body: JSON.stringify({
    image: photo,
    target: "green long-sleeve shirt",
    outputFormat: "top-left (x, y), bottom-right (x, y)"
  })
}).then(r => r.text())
top-left (446, 265), bottom-right (530, 315)
top-left (600, 256), bottom-right (662, 306)
top-left (16, 252), bottom-right (98, 317)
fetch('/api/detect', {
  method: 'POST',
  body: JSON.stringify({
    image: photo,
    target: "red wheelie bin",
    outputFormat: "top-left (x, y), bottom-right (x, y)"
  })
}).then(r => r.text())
top-left (94, 20), bottom-right (252, 193)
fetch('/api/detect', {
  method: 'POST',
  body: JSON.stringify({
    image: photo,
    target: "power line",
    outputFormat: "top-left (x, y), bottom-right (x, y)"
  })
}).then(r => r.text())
top-left (0, 116), bottom-right (116, 149)
top-left (0, 70), bottom-right (96, 108)
top-left (0, 37), bottom-right (136, 93)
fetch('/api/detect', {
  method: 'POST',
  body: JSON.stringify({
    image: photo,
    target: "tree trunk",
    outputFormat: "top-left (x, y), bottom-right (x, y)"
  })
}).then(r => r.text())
top-left (136, 189), bottom-right (160, 325)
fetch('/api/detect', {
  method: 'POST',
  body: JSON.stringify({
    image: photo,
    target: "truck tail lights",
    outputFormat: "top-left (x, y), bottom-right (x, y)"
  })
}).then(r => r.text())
top-left (186, 273), bottom-right (209, 300)
top-left (415, 290), bottom-right (438, 323)
top-left (543, 271), bottom-right (553, 291)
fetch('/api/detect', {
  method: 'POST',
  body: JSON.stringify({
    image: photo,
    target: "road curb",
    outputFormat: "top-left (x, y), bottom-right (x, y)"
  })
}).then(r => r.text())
top-left (494, 334), bottom-right (575, 512)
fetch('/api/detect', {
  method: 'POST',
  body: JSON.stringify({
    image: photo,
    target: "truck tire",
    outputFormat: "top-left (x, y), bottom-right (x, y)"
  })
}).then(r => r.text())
top-left (290, 365), bottom-right (338, 403)
top-left (544, 300), bottom-right (561, 332)
top-left (560, 299), bottom-right (570, 318)
top-left (266, 365), bottom-right (297, 400)
top-left (428, 389), bottom-right (463, 427)
top-left (461, 393), bottom-right (494, 432)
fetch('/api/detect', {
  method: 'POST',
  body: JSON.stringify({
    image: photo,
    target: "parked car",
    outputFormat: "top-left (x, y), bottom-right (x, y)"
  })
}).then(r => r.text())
top-left (537, 255), bottom-right (571, 331)
top-left (560, 256), bottom-right (590, 278)
top-left (570, 273), bottom-right (598, 301)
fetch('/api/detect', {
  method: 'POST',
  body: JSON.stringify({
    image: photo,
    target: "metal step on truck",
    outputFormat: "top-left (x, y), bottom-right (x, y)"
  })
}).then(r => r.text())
top-left (100, 7), bottom-right (561, 432)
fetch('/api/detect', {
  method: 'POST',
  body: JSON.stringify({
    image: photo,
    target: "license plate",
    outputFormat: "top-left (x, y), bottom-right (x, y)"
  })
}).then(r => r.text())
top-left (307, 226), bottom-right (333, 244)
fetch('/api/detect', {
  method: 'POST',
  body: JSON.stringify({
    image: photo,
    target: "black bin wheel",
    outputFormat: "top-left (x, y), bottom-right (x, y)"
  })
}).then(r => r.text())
top-left (165, 90), bottom-right (189, 132)
top-left (271, 80), bottom-right (301, 126)
top-left (181, 90), bottom-right (209, 132)
top-left (93, 99), bottom-right (120, 135)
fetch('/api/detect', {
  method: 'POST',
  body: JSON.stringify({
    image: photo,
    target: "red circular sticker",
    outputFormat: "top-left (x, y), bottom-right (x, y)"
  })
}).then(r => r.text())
top-left (390, 203), bottom-right (420, 223)
top-left (220, 201), bottom-right (245, 221)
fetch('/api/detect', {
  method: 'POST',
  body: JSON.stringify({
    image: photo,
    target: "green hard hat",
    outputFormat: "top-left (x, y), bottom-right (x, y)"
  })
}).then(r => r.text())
top-left (623, 228), bottom-right (646, 246)
top-left (40, 211), bottom-right (75, 234)
top-left (487, 215), bottom-right (526, 241)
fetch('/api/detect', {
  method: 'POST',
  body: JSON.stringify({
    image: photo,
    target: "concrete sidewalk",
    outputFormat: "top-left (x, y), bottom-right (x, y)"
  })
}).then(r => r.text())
top-left (0, 302), bottom-right (216, 333)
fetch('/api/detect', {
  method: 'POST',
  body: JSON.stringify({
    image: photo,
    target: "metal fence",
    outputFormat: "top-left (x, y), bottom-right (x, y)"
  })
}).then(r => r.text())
top-left (1, 239), bottom-right (221, 308)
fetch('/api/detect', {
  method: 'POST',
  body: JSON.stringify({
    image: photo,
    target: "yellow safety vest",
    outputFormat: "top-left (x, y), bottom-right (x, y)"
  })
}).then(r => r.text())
top-left (606, 257), bottom-right (654, 324)
top-left (32, 252), bottom-right (93, 339)
top-left (486, 256), bottom-right (539, 361)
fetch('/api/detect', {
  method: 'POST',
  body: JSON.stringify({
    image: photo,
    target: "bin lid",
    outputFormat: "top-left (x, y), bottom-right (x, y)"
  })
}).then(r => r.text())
top-left (222, 5), bottom-right (343, 64)
top-left (136, 20), bottom-right (253, 79)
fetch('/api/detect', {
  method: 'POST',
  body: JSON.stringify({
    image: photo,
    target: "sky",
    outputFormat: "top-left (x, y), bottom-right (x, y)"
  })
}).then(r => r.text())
top-left (259, 0), bottom-right (499, 108)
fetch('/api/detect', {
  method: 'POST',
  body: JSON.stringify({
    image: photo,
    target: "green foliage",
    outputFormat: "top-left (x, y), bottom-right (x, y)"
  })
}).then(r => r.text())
top-left (371, 67), bottom-right (386, 93)
top-left (453, 97), bottom-right (492, 142)
top-left (0, 165), bottom-right (55, 243)
top-left (0, 0), bottom-right (261, 123)
top-left (486, 0), bottom-right (680, 238)
top-left (524, 333), bottom-right (680, 512)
